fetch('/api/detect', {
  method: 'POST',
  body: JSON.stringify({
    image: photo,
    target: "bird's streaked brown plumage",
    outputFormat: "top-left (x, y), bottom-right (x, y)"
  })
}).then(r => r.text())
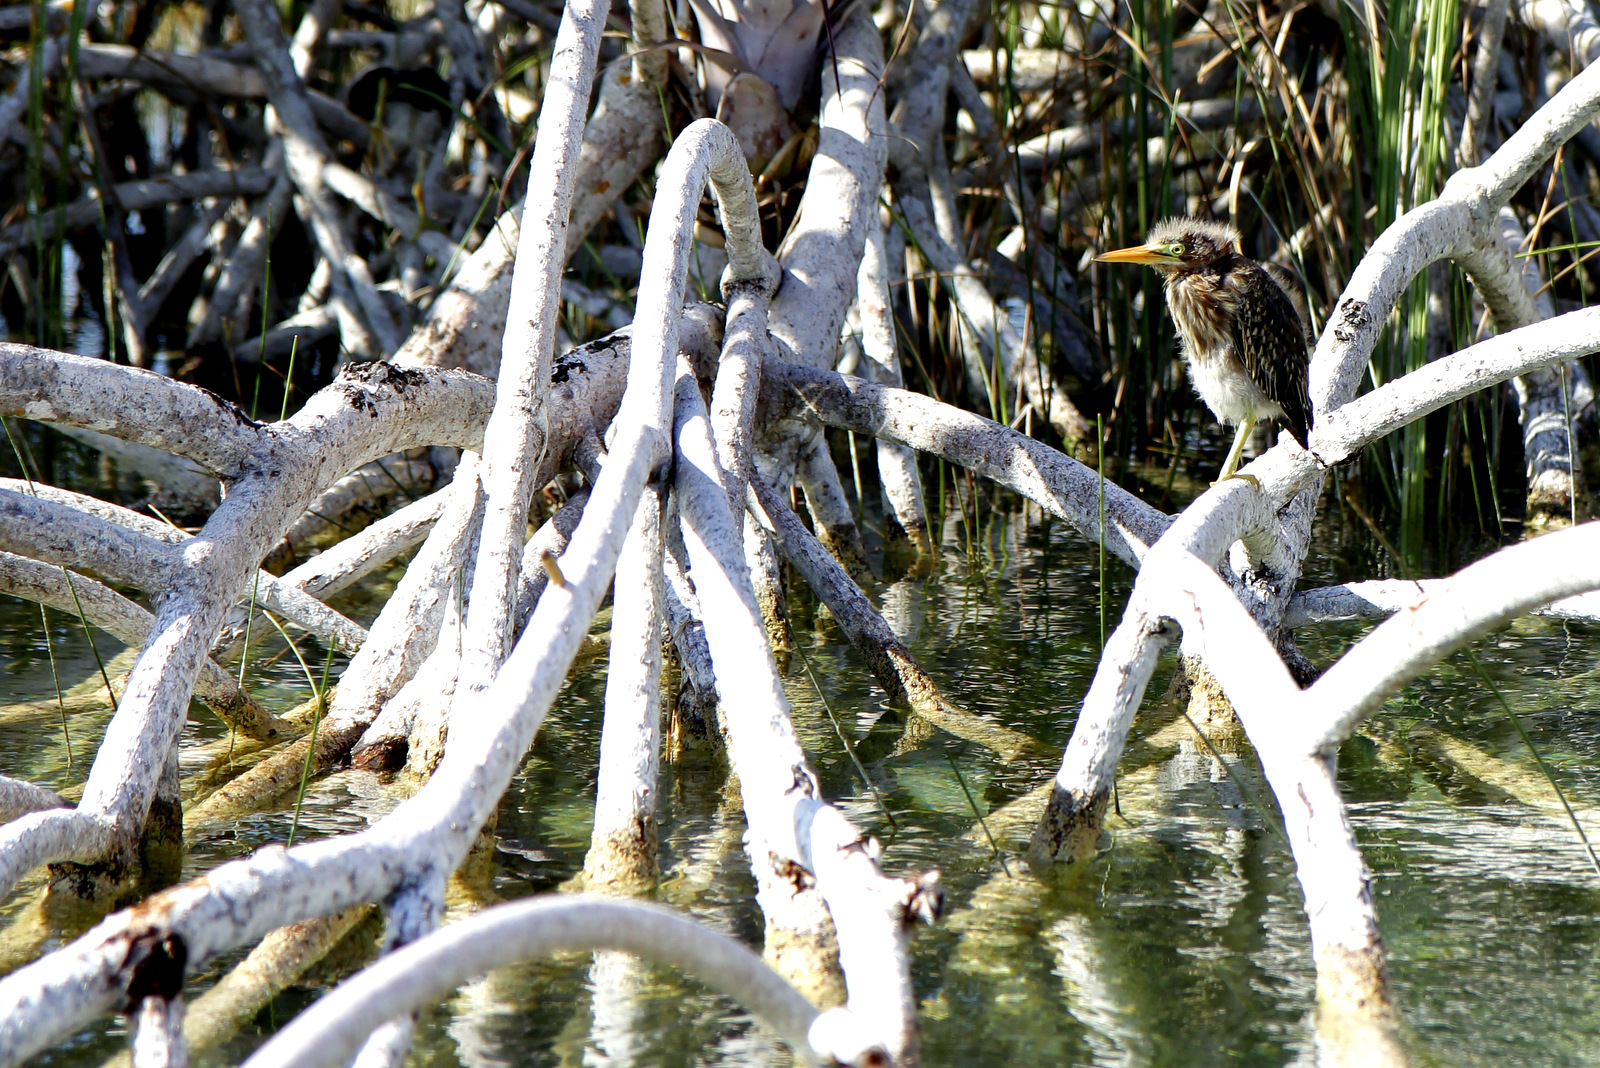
top-left (1096, 216), bottom-right (1312, 481)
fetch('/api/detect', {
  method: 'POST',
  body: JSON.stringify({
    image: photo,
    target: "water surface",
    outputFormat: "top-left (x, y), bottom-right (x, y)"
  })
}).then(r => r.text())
top-left (3, 436), bottom-right (1598, 1067)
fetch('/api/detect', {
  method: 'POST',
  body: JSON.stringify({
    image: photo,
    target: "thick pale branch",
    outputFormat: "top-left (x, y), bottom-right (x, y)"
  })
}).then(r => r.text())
top-left (581, 487), bottom-right (665, 891)
top-left (759, 359), bottom-right (1170, 566)
top-left (1311, 306), bottom-right (1600, 464)
top-left (1312, 201), bottom-right (1475, 414)
top-left (566, 0), bottom-right (672, 250)
top-left (742, 4), bottom-right (886, 603)
top-left (0, 364), bottom-right (494, 900)
top-left (768, 5), bottom-right (886, 371)
top-left (164, 908), bottom-right (371, 1066)
top-left (675, 366), bottom-right (916, 1064)
top-left (712, 278), bottom-right (779, 542)
top-left (0, 490), bottom-right (178, 592)
top-left (1049, 551), bottom-right (1397, 1054)
top-left (130, 997), bottom-right (184, 1068)
top-left (238, 898), bottom-right (824, 1068)
top-left (1318, 49), bottom-right (1600, 413)
top-left (1035, 525), bottom-right (1600, 1052)
top-left (457, 0), bottom-right (610, 695)
top-left (0, 111), bottom-right (719, 1054)
top-left (0, 777), bottom-right (69, 823)
top-left (321, 461), bottom-right (484, 778)
top-left (1028, 444), bottom-right (1321, 869)
top-left (0, 479), bottom-right (367, 657)
top-left (1026, 607), bottom-right (1175, 866)
top-left (1285, 580), bottom-right (1600, 628)
top-left (279, 489), bottom-right (449, 601)
top-left (0, 345), bottom-right (262, 477)
top-left (272, 456), bottom-right (441, 559)
top-left (854, 219), bottom-right (927, 546)
top-left (512, 490), bottom-right (590, 634)
top-left (1303, 523), bottom-right (1600, 751)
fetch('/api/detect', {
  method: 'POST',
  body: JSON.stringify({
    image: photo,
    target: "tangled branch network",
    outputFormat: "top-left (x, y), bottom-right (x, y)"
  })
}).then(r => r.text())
top-left (3, 1), bottom-right (1600, 1067)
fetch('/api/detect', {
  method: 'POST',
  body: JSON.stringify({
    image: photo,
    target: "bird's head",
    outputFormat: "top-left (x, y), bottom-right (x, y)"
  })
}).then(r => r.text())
top-left (1094, 217), bottom-right (1241, 275)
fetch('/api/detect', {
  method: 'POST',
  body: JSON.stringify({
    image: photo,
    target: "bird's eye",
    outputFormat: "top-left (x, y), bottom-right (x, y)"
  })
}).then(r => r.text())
top-left (1168, 242), bottom-right (1186, 256)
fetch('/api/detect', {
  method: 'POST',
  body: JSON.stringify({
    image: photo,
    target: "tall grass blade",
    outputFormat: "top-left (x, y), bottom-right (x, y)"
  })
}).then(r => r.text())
top-left (287, 636), bottom-right (338, 849)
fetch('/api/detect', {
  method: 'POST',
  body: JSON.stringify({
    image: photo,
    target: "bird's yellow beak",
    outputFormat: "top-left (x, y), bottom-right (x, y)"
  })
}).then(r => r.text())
top-left (1094, 242), bottom-right (1178, 265)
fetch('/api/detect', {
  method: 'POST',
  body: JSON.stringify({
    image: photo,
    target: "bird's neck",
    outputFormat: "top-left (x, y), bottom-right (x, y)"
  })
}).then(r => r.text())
top-left (1164, 265), bottom-right (1238, 355)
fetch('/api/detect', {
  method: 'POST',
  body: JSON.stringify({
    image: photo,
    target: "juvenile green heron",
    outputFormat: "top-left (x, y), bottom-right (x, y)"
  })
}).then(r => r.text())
top-left (1096, 217), bottom-right (1312, 482)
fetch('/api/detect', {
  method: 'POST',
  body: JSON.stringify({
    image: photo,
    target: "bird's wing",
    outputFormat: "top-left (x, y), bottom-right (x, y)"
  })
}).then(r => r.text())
top-left (1232, 264), bottom-right (1312, 445)
top-left (1259, 261), bottom-right (1311, 341)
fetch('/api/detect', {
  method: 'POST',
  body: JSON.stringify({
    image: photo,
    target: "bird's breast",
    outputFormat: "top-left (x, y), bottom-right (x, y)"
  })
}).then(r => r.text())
top-left (1165, 276), bottom-right (1279, 426)
top-left (1166, 276), bottom-right (1234, 359)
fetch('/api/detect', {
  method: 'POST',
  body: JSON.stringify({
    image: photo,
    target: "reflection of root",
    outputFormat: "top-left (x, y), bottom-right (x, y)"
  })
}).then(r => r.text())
top-left (1408, 725), bottom-right (1574, 810)
top-left (890, 711), bottom-right (940, 755)
top-left (978, 716), bottom-right (1188, 862)
top-left (1172, 655), bottom-right (1246, 744)
top-left (183, 734), bottom-right (295, 802)
top-left (0, 648), bottom-right (140, 731)
top-left (1313, 943), bottom-right (1407, 1068)
top-left (0, 876), bottom-right (114, 981)
top-left (181, 686), bottom-right (334, 824)
top-left (932, 872), bottom-right (1137, 1064)
top-left (184, 722), bottom-right (364, 837)
top-left (889, 646), bottom-right (1050, 760)
top-left (1026, 786), bottom-right (1110, 871)
top-left (964, 781), bottom-right (1055, 854)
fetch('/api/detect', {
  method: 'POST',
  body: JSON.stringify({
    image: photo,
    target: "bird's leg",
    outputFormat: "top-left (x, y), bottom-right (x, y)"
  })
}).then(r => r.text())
top-left (1214, 415), bottom-right (1260, 487)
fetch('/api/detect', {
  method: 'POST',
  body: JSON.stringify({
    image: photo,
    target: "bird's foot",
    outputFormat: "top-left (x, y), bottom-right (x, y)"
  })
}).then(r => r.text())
top-left (1211, 472), bottom-right (1261, 489)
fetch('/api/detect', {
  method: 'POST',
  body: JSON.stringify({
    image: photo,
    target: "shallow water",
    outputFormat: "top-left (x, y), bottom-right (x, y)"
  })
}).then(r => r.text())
top-left (3, 437), bottom-right (1600, 1068)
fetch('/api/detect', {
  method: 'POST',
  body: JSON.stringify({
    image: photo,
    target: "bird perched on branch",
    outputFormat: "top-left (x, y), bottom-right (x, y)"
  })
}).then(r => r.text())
top-left (1096, 217), bottom-right (1312, 483)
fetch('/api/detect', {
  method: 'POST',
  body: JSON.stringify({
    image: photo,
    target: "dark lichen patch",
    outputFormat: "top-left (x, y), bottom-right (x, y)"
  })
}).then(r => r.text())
top-left (333, 360), bottom-right (436, 418)
top-left (339, 361), bottom-right (431, 395)
top-left (551, 334), bottom-right (628, 386)
top-left (336, 384), bottom-right (379, 416)
top-left (551, 354), bottom-right (586, 385)
top-left (1332, 299), bottom-right (1371, 343)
